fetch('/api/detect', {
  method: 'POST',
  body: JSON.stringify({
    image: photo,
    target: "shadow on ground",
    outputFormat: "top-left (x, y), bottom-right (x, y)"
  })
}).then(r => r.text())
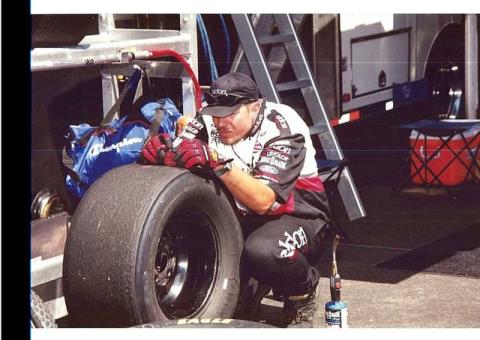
top-left (317, 112), bottom-right (480, 285)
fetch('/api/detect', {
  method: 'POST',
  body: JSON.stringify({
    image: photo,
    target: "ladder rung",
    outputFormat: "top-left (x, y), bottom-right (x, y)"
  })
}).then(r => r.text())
top-left (309, 124), bottom-right (329, 135)
top-left (275, 79), bottom-right (311, 92)
top-left (231, 14), bottom-right (365, 221)
top-left (257, 33), bottom-right (295, 45)
top-left (316, 159), bottom-right (347, 176)
top-left (269, 61), bottom-right (284, 72)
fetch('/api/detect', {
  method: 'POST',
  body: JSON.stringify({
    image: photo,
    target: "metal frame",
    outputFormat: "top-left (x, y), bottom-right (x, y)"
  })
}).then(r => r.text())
top-left (31, 14), bottom-right (198, 117)
top-left (465, 14), bottom-right (479, 120)
top-left (232, 14), bottom-right (366, 221)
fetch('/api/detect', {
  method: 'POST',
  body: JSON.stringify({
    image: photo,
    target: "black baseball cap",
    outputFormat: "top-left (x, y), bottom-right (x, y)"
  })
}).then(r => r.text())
top-left (200, 72), bottom-right (260, 117)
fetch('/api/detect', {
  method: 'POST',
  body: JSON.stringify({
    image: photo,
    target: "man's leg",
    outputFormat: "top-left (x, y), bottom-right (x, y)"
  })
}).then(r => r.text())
top-left (234, 215), bottom-right (274, 321)
top-left (242, 214), bottom-right (327, 327)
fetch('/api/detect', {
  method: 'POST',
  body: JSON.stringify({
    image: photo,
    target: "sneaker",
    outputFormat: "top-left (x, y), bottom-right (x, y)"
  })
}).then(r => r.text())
top-left (281, 284), bottom-right (321, 328)
top-left (234, 277), bottom-right (271, 321)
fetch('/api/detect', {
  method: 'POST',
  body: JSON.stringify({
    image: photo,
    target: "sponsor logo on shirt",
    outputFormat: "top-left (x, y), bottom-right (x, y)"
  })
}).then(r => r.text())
top-left (254, 141), bottom-right (263, 151)
top-left (267, 111), bottom-right (291, 133)
top-left (275, 114), bottom-right (288, 129)
top-left (259, 156), bottom-right (287, 169)
top-left (266, 150), bottom-right (289, 161)
top-left (269, 144), bottom-right (292, 154)
top-left (210, 127), bottom-right (222, 143)
top-left (259, 165), bottom-right (279, 175)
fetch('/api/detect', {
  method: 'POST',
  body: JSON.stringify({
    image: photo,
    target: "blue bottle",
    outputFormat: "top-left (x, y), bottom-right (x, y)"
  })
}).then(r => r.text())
top-left (325, 235), bottom-right (348, 328)
top-left (325, 299), bottom-right (348, 328)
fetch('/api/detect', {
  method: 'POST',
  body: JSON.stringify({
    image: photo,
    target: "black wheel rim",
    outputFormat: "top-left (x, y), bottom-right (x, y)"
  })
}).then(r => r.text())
top-left (154, 208), bottom-right (218, 319)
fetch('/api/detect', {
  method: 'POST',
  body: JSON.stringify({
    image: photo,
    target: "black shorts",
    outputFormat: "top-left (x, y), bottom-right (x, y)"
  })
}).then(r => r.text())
top-left (240, 214), bottom-right (328, 296)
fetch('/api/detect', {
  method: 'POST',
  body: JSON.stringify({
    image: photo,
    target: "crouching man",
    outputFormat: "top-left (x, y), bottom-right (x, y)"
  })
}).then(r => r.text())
top-left (141, 72), bottom-right (330, 327)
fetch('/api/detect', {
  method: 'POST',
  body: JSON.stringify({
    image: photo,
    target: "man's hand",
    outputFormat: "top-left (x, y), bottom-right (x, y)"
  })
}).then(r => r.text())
top-left (165, 138), bottom-right (222, 171)
top-left (141, 133), bottom-right (173, 164)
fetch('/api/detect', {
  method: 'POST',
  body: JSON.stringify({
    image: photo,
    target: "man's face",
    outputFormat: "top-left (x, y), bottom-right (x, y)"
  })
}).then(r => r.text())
top-left (213, 101), bottom-right (261, 145)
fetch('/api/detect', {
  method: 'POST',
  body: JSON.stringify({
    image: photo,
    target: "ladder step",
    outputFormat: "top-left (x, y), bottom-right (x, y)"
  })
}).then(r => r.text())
top-left (268, 61), bottom-right (284, 72)
top-left (257, 33), bottom-right (295, 45)
top-left (309, 124), bottom-right (330, 136)
top-left (275, 79), bottom-right (311, 92)
top-left (316, 158), bottom-right (347, 175)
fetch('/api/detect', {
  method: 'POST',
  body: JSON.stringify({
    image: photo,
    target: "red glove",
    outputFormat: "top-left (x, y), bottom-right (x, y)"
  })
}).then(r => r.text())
top-left (165, 138), bottom-right (222, 171)
top-left (141, 133), bottom-right (173, 164)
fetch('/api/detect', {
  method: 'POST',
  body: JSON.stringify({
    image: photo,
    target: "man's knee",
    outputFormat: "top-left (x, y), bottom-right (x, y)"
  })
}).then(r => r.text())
top-left (243, 233), bottom-right (273, 264)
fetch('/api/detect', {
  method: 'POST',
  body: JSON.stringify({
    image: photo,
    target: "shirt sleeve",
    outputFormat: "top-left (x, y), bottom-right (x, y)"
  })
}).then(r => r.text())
top-left (253, 133), bottom-right (306, 203)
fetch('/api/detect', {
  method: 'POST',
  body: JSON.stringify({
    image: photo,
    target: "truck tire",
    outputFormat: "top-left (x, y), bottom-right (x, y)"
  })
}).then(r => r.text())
top-left (63, 164), bottom-right (243, 327)
top-left (31, 290), bottom-right (58, 328)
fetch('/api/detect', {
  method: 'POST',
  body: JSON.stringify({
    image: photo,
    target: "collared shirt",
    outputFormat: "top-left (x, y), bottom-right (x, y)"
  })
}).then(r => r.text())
top-left (202, 101), bottom-right (330, 220)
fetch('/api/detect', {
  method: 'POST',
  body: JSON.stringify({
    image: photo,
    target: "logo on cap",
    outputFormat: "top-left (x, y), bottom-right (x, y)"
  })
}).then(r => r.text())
top-left (211, 88), bottom-right (228, 96)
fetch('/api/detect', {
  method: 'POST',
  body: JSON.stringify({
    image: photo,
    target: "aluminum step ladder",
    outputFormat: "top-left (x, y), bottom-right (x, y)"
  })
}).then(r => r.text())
top-left (230, 14), bottom-right (306, 81)
top-left (231, 14), bottom-right (366, 221)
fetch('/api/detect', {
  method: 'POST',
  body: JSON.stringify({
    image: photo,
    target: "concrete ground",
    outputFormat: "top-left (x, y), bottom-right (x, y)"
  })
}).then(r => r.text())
top-left (256, 184), bottom-right (480, 328)
top-left (255, 114), bottom-right (480, 327)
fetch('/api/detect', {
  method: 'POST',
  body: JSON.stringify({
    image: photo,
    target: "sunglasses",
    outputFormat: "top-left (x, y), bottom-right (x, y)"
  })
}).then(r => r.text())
top-left (204, 92), bottom-right (256, 107)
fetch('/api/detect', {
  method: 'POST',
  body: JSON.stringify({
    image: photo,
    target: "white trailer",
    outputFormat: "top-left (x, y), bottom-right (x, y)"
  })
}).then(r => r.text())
top-left (311, 14), bottom-right (478, 124)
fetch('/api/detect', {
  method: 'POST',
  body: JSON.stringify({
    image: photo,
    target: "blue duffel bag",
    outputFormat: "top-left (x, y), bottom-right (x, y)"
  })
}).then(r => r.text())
top-left (63, 66), bottom-right (182, 199)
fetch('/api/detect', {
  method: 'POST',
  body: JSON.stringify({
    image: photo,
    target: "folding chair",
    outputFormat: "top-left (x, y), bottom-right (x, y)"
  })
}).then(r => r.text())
top-left (317, 158), bottom-right (349, 240)
top-left (317, 159), bottom-right (348, 197)
top-left (392, 78), bottom-right (431, 121)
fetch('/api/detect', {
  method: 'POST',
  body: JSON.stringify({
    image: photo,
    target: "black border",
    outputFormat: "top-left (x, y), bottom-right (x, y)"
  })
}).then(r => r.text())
top-left (1, 1), bottom-right (32, 338)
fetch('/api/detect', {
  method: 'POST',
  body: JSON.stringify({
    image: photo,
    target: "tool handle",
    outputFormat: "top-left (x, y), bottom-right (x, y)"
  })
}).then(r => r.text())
top-left (172, 117), bottom-right (204, 151)
top-left (330, 274), bottom-right (342, 301)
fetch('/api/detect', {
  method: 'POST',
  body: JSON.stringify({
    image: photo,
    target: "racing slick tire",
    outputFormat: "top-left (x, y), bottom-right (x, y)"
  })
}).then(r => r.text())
top-left (63, 164), bottom-right (243, 327)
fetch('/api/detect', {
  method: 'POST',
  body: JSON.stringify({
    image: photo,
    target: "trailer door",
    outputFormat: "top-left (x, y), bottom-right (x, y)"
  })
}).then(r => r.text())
top-left (351, 28), bottom-right (410, 98)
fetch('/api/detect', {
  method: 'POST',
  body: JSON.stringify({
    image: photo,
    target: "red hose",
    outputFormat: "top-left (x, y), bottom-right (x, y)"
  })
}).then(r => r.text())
top-left (145, 49), bottom-right (202, 111)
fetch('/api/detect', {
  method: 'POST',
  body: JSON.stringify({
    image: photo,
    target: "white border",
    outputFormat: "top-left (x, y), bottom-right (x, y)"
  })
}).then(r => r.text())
top-left (30, 328), bottom-right (480, 340)
top-left (31, 0), bottom-right (480, 14)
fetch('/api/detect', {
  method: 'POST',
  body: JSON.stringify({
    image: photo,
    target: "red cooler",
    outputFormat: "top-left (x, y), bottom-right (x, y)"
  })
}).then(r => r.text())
top-left (409, 125), bottom-right (480, 185)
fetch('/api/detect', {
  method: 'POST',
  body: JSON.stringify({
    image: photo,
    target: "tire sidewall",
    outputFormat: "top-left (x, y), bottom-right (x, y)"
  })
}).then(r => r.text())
top-left (134, 175), bottom-right (243, 323)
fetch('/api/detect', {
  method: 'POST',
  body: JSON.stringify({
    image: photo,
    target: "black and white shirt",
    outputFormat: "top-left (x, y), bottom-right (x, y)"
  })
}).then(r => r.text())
top-left (202, 100), bottom-right (330, 220)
